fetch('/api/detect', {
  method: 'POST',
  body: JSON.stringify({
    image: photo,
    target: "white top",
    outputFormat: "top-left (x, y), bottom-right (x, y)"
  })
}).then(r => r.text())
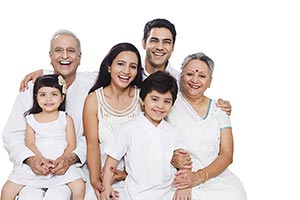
top-left (2, 71), bottom-right (96, 166)
top-left (167, 93), bottom-right (247, 200)
top-left (95, 86), bottom-right (141, 193)
top-left (142, 61), bottom-right (181, 85)
top-left (8, 111), bottom-right (85, 188)
top-left (105, 114), bottom-right (187, 200)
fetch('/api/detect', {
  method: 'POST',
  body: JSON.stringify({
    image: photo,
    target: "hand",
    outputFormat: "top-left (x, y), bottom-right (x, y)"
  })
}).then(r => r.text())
top-left (173, 188), bottom-right (192, 200)
top-left (217, 98), bottom-right (232, 116)
top-left (19, 69), bottom-right (43, 92)
top-left (50, 154), bottom-right (76, 175)
top-left (25, 156), bottom-right (52, 176)
top-left (172, 169), bottom-right (193, 189)
top-left (100, 186), bottom-right (119, 200)
top-left (110, 167), bottom-right (127, 183)
top-left (90, 178), bottom-right (104, 200)
top-left (171, 149), bottom-right (192, 169)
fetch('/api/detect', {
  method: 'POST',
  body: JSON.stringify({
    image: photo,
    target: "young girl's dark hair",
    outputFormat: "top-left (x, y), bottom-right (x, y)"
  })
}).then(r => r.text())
top-left (24, 74), bottom-right (66, 116)
top-left (89, 42), bottom-right (143, 94)
top-left (140, 71), bottom-right (178, 105)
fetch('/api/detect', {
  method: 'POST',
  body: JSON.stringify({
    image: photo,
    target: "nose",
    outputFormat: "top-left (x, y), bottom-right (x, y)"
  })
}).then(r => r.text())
top-left (62, 49), bottom-right (69, 59)
top-left (123, 65), bottom-right (130, 74)
top-left (192, 75), bottom-right (200, 83)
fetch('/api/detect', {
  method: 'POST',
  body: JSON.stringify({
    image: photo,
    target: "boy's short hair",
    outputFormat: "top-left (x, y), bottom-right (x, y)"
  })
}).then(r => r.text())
top-left (140, 71), bottom-right (178, 105)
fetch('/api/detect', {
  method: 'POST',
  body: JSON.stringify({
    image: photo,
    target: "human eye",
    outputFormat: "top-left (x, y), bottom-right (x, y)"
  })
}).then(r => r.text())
top-left (67, 48), bottom-right (76, 53)
top-left (117, 61), bottom-right (125, 66)
top-left (164, 39), bottom-right (172, 44)
top-left (164, 99), bottom-right (172, 104)
top-left (130, 64), bottom-right (137, 69)
top-left (53, 47), bottom-right (63, 53)
top-left (151, 97), bottom-right (158, 102)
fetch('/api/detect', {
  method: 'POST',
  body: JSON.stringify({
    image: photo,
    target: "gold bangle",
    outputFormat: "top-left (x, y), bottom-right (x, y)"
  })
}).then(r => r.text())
top-left (201, 169), bottom-right (209, 183)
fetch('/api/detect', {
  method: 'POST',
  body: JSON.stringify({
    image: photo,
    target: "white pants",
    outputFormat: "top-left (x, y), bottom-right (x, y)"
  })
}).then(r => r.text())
top-left (18, 185), bottom-right (71, 200)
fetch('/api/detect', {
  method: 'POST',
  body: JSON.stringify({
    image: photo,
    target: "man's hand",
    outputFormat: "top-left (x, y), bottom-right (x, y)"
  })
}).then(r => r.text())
top-left (25, 156), bottom-right (52, 176)
top-left (19, 69), bottom-right (43, 92)
top-left (50, 153), bottom-right (78, 175)
top-left (110, 167), bottom-right (127, 184)
top-left (171, 149), bottom-right (192, 169)
top-left (217, 98), bottom-right (232, 116)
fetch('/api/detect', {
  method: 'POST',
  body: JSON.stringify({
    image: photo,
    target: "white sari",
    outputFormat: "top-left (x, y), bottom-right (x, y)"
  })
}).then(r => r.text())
top-left (167, 93), bottom-right (246, 200)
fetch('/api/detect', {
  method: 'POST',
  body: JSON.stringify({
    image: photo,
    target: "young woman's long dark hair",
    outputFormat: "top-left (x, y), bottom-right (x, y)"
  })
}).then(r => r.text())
top-left (24, 74), bottom-right (66, 116)
top-left (89, 42), bottom-right (143, 94)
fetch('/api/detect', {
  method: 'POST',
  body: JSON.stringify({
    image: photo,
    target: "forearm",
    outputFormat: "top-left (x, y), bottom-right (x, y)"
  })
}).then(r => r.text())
top-left (87, 145), bottom-right (102, 184)
top-left (203, 153), bottom-right (232, 180)
top-left (102, 156), bottom-right (118, 187)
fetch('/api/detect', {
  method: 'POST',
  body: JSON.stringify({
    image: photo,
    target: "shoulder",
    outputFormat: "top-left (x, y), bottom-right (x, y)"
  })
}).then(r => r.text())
top-left (76, 71), bottom-right (97, 83)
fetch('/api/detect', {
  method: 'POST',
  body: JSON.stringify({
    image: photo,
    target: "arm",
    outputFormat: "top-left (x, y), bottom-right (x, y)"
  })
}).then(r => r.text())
top-left (101, 156), bottom-right (120, 200)
top-left (25, 123), bottom-right (43, 158)
top-left (25, 122), bottom-right (52, 175)
top-left (2, 88), bottom-right (36, 166)
top-left (83, 93), bottom-right (103, 195)
top-left (173, 128), bottom-right (234, 188)
top-left (63, 114), bottom-right (76, 155)
top-left (217, 98), bottom-right (232, 116)
top-left (19, 69), bottom-right (43, 91)
top-left (50, 114), bottom-right (78, 175)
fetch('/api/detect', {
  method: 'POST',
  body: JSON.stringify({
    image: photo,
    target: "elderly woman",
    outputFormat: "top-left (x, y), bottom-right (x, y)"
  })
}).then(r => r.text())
top-left (168, 52), bottom-right (246, 200)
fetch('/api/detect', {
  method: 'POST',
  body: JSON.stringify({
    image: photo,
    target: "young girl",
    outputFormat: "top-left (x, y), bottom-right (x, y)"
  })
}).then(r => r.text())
top-left (100, 71), bottom-right (190, 200)
top-left (83, 42), bottom-right (143, 199)
top-left (1, 74), bottom-right (85, 200)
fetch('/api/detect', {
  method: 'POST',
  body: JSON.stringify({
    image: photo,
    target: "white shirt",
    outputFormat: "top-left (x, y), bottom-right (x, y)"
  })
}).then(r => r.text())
top-left (105, 114), bottom-right (187, 200)
top-left (142, 61), bottom-right (181, 85)
top-left (2, 71), bottom-right (96, 166)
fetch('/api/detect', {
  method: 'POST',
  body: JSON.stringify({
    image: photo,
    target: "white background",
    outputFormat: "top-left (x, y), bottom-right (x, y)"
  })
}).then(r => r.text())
top-left (0, 0), bottom-right (299, 199)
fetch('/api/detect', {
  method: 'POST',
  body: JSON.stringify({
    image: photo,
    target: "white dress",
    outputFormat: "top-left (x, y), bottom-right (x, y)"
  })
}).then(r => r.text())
top-left (8, 111), bottom-right (85, 188)
top-left (95, 86), bottom-right (141, 197)
top-left (167, 93), bottom-right (247, 200)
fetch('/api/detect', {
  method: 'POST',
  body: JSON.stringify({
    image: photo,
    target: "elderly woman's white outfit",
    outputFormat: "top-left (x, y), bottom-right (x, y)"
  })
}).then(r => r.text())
top-left (167, 93), bottom-right (247, 200)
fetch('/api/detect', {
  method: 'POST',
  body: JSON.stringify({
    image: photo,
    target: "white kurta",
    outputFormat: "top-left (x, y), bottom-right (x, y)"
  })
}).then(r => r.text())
top-left (105, 114), bottom-right (187, 200)
top-left (8, 111), bottom-right (85, 187)
top-left (167, 93), bottom-right (247, 200)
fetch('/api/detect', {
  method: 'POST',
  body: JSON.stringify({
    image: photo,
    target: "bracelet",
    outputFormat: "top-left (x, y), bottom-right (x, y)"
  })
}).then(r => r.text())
top-left (200, 169), bottom-right (209, 183)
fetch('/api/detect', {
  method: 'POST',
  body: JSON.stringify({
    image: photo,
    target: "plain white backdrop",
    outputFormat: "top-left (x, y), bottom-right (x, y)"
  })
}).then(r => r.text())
top-left (1, 0), bottom-right (299, 199)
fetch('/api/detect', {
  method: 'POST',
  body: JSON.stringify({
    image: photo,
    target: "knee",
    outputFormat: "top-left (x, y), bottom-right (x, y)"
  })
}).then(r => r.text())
top-left (68, 179), bottom-right (86, 198)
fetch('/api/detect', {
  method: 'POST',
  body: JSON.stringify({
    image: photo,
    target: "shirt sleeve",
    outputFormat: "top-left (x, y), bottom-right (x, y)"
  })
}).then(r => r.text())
top-left (72, 135), bottom-right (87, 166)
top-left (2, 88), bottom-right (35, 166)
top-left (104, 127), bottom-right (129, 161)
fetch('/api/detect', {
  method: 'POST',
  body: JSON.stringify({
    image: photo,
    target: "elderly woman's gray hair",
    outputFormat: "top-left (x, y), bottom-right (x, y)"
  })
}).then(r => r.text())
top-left (181, 52), bottom-right (214, 76)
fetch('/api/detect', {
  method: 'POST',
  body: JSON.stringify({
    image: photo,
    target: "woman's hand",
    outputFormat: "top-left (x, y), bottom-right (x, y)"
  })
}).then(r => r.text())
top-left (171, 149), bottom-right (192, 169)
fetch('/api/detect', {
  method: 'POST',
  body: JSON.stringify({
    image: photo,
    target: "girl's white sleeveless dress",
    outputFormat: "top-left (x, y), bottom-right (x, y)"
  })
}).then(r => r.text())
top-left (8, 111), bottom-right (85, 188)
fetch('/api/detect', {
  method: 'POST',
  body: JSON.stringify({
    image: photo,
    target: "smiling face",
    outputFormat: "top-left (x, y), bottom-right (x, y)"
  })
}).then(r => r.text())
top-left (142, 27), bottom-right (174, 72)
top-left (49, 34), bottom-right (81, 84)
top-left (180, 59), bottom-right (212, 98)
top-left (36, 86), bottom-right (64, 113)
top-left (142, 90), bottom-right (173, 127)
top-left (108, 51), bottom-right (139, 89)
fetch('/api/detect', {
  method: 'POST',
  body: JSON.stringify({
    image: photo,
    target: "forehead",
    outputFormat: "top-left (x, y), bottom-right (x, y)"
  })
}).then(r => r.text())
top-left (148, 27), bottom-right (173, 40)
top-left (37, 86), bottom-right (60, 93)
top-left (184, 59), bottom-right (209, 72)
top-left (114, 51), bottom-right (138, 63)
top-left (51, 34), bottom-right (78, 49)
top-left (147, 89), bottom-right (172, 99)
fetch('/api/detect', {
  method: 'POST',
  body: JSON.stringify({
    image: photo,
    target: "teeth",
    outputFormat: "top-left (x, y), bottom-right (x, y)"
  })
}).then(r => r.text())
top-left (59, 61), bottom-right (71, 65)
top-left (190, 84), bottom-right (200, 89)
top-left (119, 75), bottom-right (130, 80)
top-left (154, 52), bottom-right (164, 56)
